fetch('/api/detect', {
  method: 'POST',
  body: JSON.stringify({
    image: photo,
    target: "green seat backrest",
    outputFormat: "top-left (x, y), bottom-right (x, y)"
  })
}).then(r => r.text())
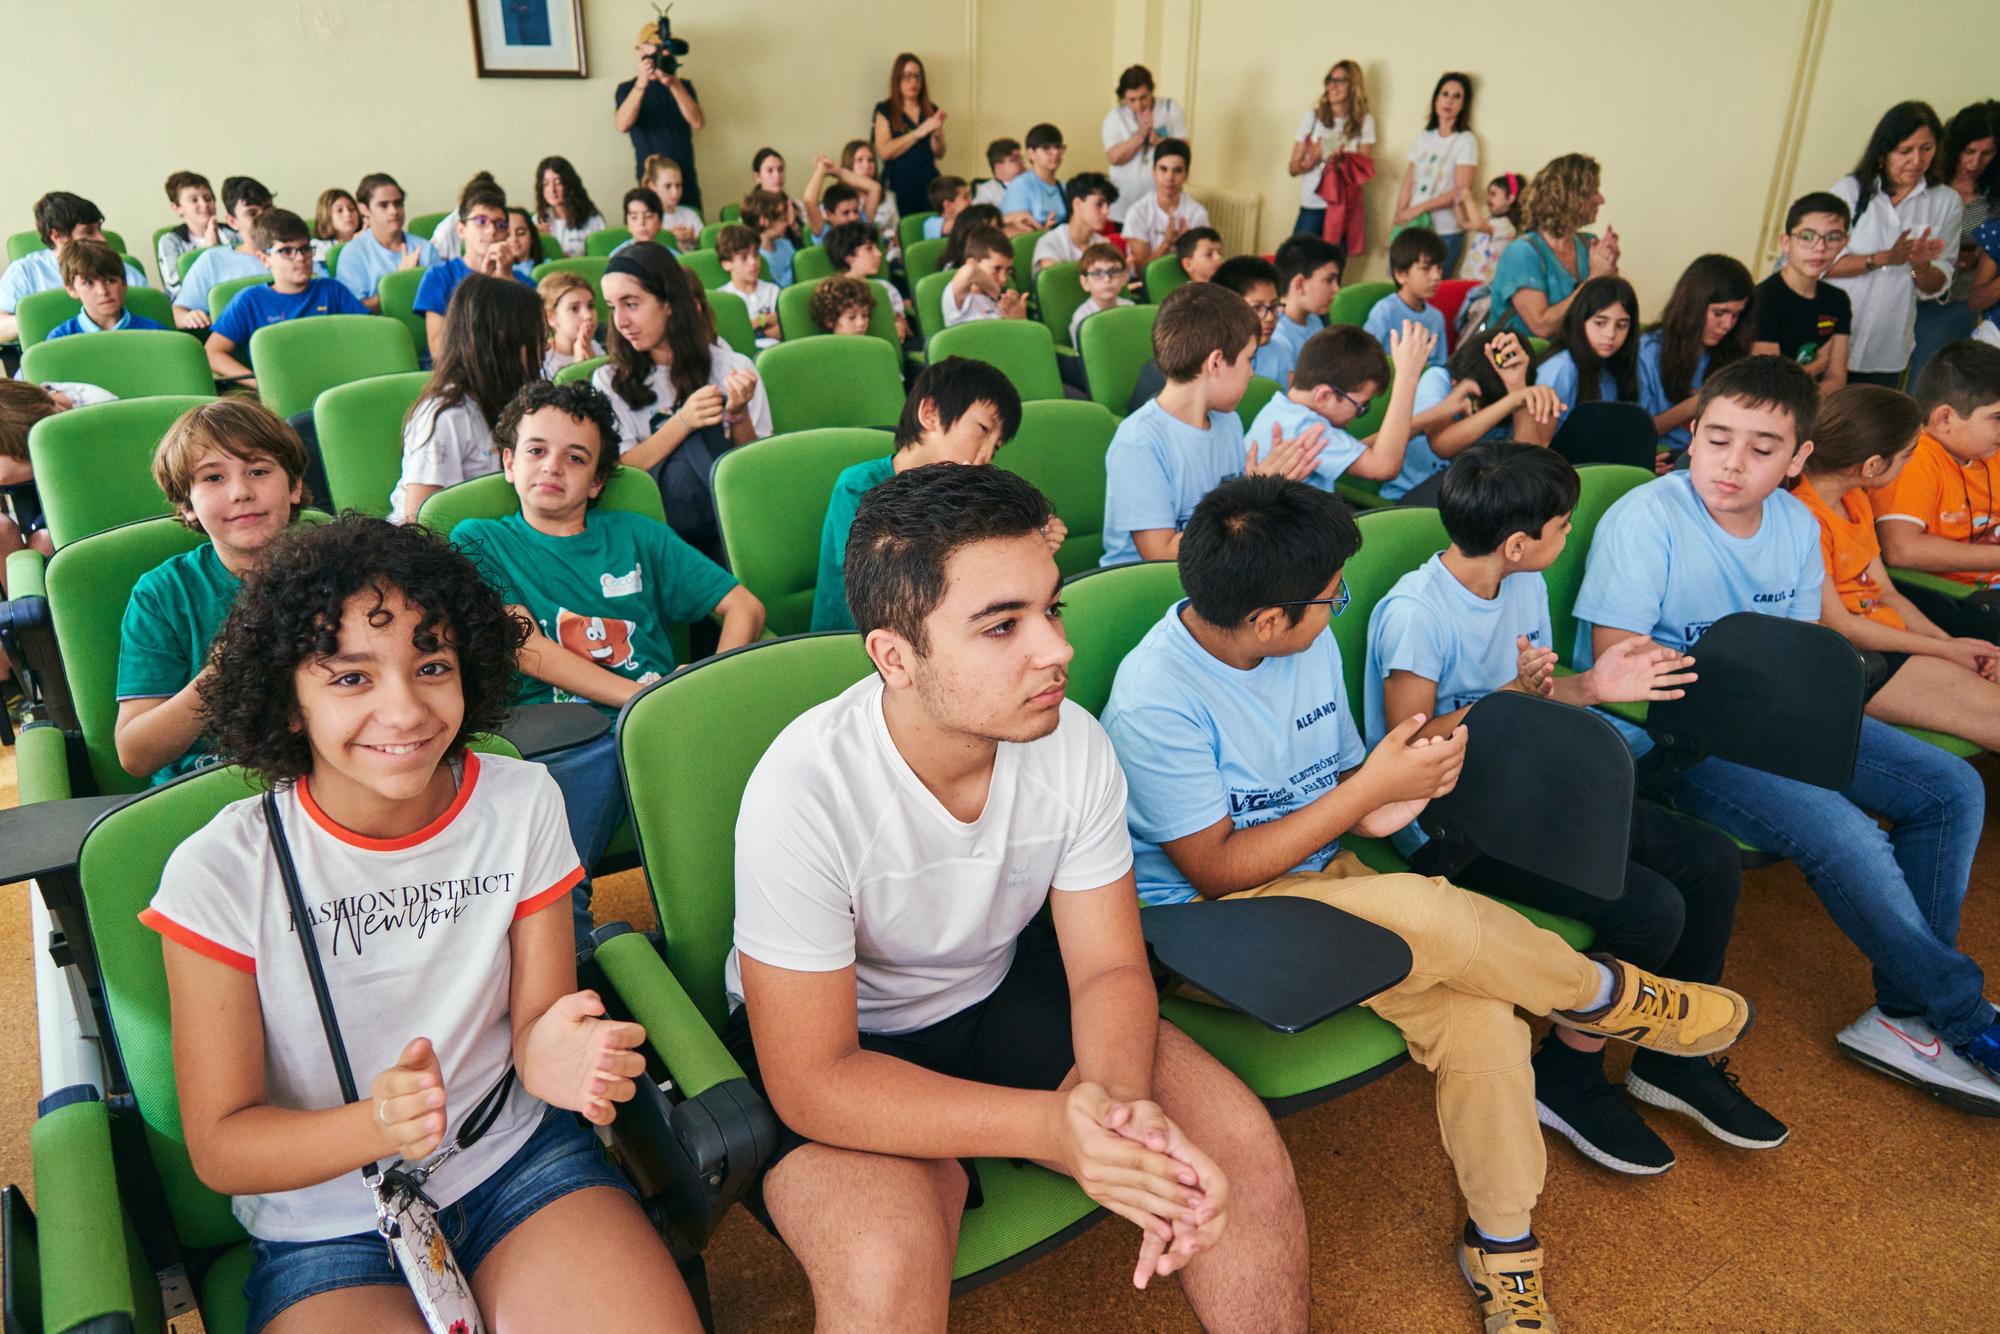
top-left (207, 273), bottom-right (273, 321)
top-left (706, 287), bottom-right (758, 359)
top-left (904, 236), bottom-right (948, 288)
top-left (620, 634), bottom-right (876, 1028)
top-left (249, 315), bottom-right (419, 420)
top-left (528, 257), bottom-right (611, 326)
top-left (1011, 230), bottom-right (1044, 293)
top-left (1144, 254), bottom-right (1187, 304)
top-left (758, 331), bottom-right (905, 434)
top-left (2, 228), bottom-right (127, 261)
top-left (1078, 304), bottom-right (1159, 415)
top-left (791, 245), bottom-right (835, 284)
top-left (996, 400), bottom-right (1118, 577)
top-left (677, 247), bottom-right (727, 290)
top-left (913, 270), bottom-right (952, 343)
top-left (1339, 507), bottom-right (1448, 708)
top-left (1058, 561), bottom-right (1186, 716)
top-left (774, 277), bottom-right (899, 348)
top-left (407, 211), bottom-right (449, 243)
top-left (586, 227), bottom-right (632, 256)
top-left (554, 355), bottom-right (609, 386)
top-left (898, 211), bottom-right (938, 250)
top-left (1328, 280), bottom-right (1393, 328)
top-left (21, 330), bottom-right (216, 400)
top-left (313, 370), bottom-right (430, 517)
top-left (418, 466), bottom-right (665, 534)
top-left (29, 396), bottom-right (209, 546)
top-left (1034, 262), bottom-right (1086, 353)
top-left (1546, 464), bottom-right (1652, 662)
top-left (375, 268), bottom-right (429, 362)
top-left (719, 203), bottom-right (741, 223)
top-left (14, 286), bottom-right (178, 349)
top-left (536, 232), bottom-right (562, 262)
top-left (713, 428), bottom-right (893, 635)
top-left (1236, 376), bottom-right (1282, 432)
top-left (324, 240), bottom-right (345, 278)
top-left (699, 221), bottom-right (726, 252)
top-left (927, 320), bottom-right (1063, 402)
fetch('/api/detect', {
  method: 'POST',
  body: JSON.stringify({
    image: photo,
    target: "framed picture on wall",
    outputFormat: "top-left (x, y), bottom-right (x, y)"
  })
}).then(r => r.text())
top-left (468, 0), bottom-right (587, 78)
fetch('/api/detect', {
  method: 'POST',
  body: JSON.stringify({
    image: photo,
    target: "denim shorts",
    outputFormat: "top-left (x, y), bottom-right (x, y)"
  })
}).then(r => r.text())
top-left (242, 1107), bottom-right (635, 1332)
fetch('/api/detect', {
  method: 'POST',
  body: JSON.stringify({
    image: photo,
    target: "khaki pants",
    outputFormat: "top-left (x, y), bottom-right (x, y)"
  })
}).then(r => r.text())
top-left (1232, 851), bottom-right (1602, 1237)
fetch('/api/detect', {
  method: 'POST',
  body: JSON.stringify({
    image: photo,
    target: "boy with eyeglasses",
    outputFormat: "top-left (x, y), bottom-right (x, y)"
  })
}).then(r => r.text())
top-left (1069, 242), bottom-right (1137, 348)
top-left (414, 179), bottom-right (533, 361)
top-left (1246, 322), bottom-right (1430, 493)
top-left (204, 210), bottom-right (369, 389)
top-left (1751, 192), bottom-right (1854, 389)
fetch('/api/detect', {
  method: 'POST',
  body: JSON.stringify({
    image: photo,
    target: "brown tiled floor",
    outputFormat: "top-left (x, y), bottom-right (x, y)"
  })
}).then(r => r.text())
top-left (4, 747), bottom-right (1998, 1331)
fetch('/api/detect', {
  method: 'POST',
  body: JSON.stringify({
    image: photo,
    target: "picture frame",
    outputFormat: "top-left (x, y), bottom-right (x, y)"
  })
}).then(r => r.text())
top-left (468, 0), bottom-right (587, 79)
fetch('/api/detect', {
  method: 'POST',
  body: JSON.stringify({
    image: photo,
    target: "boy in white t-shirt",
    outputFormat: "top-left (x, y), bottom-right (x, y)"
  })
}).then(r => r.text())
top-left (943, 225), bottom-right (1027, 326)
top-left (727, 461), bottom-right (1310, 1329)
top-left (825, 221), bottom-right (911, 342)
top-left (1102, 65), bottom-right (1190, 224)
top-left (715, 224), bottom-right (781, 341)
top-left (1032, 173), bottom-right (1119, 273)
top-left (972, 138), bottom-right (1023, 210)
top-left (924, 174), bottom-right (970, 240)
top-left (1122, 139), bottom-right (1211, 269)
top-left (142, 513), bottom-right (699, 1333)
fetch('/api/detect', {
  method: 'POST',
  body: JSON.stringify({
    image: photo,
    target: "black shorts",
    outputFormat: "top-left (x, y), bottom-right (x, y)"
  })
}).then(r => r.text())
top-left (722, 911), bottom-right (1077, 1223)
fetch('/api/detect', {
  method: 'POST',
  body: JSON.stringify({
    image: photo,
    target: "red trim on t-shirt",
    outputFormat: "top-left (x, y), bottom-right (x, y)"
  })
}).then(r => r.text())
top-left (297, 752), bottom-right (484, 852)
top-left (515, 865), bottom-right (586, 920)
top-left (139, 907), bottom-right (256, 974)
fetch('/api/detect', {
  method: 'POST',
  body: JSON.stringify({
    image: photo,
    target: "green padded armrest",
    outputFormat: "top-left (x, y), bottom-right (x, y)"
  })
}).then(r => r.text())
top-left (592, 929), bottom-right (745, 1097)
top-left (5, 547), bottom-right (45, 599)
top-left (16, 723), bottom-right (74, 804)
top-left (1886, 566), bottom-right (1975, 599)
top-left (31, 1096), bottom-right (155, 1333)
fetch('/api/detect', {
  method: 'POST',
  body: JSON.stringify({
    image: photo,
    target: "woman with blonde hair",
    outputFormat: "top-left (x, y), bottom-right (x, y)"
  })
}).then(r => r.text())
top-left (1289, 59), bottom-right (1375, 241)
top-left (1489, 151), bottom-right (1622, 338)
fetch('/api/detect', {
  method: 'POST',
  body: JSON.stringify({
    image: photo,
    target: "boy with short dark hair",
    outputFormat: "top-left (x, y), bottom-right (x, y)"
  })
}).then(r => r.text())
top-left (1575, 354), bottom-right (2000, 1111)
top-left (803, 154), bottom-right (880, 245)
top-left (336, 172), bottom-right (435, 309)
top-left (0, 191), bottom-right (149, 344)
top-left (1122, 138), bottom-right (1211, 269)
top-left (1099, 282), bottom-right (1328, 566)
top-left (716, 223), bottom-right (781, 340)
top-left (1213, 255), bottom-right (1288, 384)
top-left (924, 174), bottom-right (970, 239)
top-left (973, 137), bottom-right (1023, 210)
top-left (158, 171), bottom-right (239, 309)
top-left (47, 239), bottom-right (166, 339)
top-left (811, 356), bottom-right (1044, 631)
top-left (414, 179), bottom-right (532, 362)
top-left (115, 399), bottom-right (310, 785)
top-left (1268, 235), bottom-right (1344, 380)
top-left (1069, 241), bottom-right (1136, 348)
top-left (1032, 172), bottom-right (1119, 272)
top-left (612, 186), bottom-right (665, 256)
top-left (944, 225), bottom-right (1028, 326)
top-left (741, 188), bottom-right (797, 287)
top-left (451, 379), bottom-right (765, 939)
top-left (1751, 192), bottom-right (1854, 387)
top-left (1173, 225), bottom-right (1224, 285)
top-left (1368, 441), bottom-right (1781, 1173)
top-left (1246, 322), bottom-right (1430, 491)
top-left (174, 177), bottom-right (276, 323)
top-left (1001, 123), bottom-right (1068, 232)
top-left (1871, 340), bottom-right (2000, 637)
top-left (205, 209), bottom-right (369, 387)
top-left (1365, 228), bottom-right (1450, 368)
top-left (1101, 471), bottom-right (1755, 1334)
top-left (825, 220), bottom-right (910, 341)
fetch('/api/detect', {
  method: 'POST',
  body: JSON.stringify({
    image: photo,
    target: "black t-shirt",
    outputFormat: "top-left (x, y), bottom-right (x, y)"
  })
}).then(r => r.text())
top-left (1753, 271), bottom-right (1851, 365)
top-left (615, 77), bottom-right (702, 210)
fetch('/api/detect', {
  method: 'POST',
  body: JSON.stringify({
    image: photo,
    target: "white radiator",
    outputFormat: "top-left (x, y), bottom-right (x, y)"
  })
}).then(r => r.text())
top-left (1190, 188), bottom-right (1262, 255)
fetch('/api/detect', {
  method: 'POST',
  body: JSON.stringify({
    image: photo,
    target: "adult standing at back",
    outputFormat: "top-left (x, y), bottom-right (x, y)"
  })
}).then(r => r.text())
top-left (1390, 73), bottom-right (1479, 276)
top-left (1288, 60), bottom-right (1376, 243)
top-left (1909, 102), bottom-right (1998, 379)
top-left (1101, 65), bottom-right (1189, 226)
top-left (874, 53), bottom-right (947, 221)
top-left (1826, 101), bottom-right (1959, 386)
top-left (615, 21), bottom-right (707, 212)
top-left (1488, 153), bottom-right (1620, 340)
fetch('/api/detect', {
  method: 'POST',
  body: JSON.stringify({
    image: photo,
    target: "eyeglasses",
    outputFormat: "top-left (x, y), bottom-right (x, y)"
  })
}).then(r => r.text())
top-left (269, 245), bottom-right (313, 260)
top-left (464, 214), bottom-right (507, 231)
top-left (1246, 300), bottom-right (1283, 319)
top-left (1789, 228), bottom-right (1848, 249)
top-left (1328, 382), bottom-right (1374, 416)
top-left (1083, 266), bottom-right (1126, 280)
top-left (1262, 580), bottom-right (1350, 619)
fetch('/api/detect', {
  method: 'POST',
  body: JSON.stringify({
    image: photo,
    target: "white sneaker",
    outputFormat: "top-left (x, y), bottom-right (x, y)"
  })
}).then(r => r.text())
top-left (1835, 1007), bottom-right (2000, 1116)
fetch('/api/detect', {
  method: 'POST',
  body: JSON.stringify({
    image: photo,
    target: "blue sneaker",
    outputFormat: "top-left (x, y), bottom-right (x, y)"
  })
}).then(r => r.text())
top-left (1955, 1019), bottom-right (2000, 1085)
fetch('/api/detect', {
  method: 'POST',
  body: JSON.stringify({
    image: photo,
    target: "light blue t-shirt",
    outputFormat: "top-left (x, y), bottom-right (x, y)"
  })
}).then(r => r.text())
top-left (335, 230), bottom-right (436, 301)
top-left (1252, 338), bottom-right (1297, 387)
top-left (175, 247), bottom-right (266, 313)
top-left (1103, 603), bottom-right (1368, 906)
top-left (1100, 399), bottom-right (1246, 567)
top-left (922, 215), bottom-right (945, 240)
top-left (1364, 555), bottom-right (1554, 855)
top-left (1245, 392), bottom-right (1365, 492)
top-left (0, 248), bottom-right (148, 314)
top-left (761, 237), bottom-right (796, 287)
top-left (1571, 471), bottom-right (1822, 752)
top-left (211, 278), bottom-right (369, 347)
top-left (1268, 311), bottom-right (1324, 369)
top-left (1362, 293), bottom-right (1449, 368)
top-left (1000, 174), bottom-right (1067, 226)
top-left (1536, 348), bottom-right (1638, 432)
top-left (1381, 365), bottom-right (1461, 501)
top-left (1636, 329), bottom-right (1709, 454)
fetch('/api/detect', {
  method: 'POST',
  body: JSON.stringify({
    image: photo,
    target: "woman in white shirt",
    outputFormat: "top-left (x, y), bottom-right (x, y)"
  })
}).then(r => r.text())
top-left (1289, 60), bottom-right (1376, 239)
top-left (1391, 72), bottom-right (1480, 276)
top-left (1100, 64), bottom-right (1189, 226)
top-left (1825, 101), bottom-right (1961, 385)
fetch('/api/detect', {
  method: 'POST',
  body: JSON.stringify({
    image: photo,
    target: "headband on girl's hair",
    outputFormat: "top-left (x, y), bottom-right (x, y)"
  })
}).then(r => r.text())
top-left (1504, 172), bottom-right (1523, 196)
top-left (603, 246), bottom-right (672, 294)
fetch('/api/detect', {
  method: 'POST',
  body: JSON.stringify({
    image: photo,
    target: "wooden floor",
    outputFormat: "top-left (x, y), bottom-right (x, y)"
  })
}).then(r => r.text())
top-left (3, 744), bottom-right (1997, 1332)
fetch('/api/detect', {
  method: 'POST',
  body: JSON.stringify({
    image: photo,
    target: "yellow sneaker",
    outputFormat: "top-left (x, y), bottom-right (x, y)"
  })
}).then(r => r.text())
top-left (1553, 954), bottom-right (1752, 1058)
top-left (1458, 1223), bottom-right (1559, 1333)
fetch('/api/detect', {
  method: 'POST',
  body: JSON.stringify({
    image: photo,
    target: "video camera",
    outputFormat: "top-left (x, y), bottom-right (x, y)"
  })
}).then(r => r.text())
top-left (644, 6), bottom-right (690, 77)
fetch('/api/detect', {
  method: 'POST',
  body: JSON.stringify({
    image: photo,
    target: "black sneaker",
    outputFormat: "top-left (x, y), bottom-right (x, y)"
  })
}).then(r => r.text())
top-left (1625, 1054), bottom-right (1789, 1150)
top-left (1533, 1044), bottom-right (1676, 1175)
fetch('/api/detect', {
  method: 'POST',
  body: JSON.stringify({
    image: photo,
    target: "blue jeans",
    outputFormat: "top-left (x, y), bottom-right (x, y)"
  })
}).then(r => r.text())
top-left (1665, 717), bottom-right (1993, 1046)
top-left (1293, 206), bottom-right (1327, 237)
top-left (1439, 231), bottom-right (1465, 278)
top-left (539, 729), bottom-right (629, 946)
top-left (1909, 299), bottom-right (1979, 383)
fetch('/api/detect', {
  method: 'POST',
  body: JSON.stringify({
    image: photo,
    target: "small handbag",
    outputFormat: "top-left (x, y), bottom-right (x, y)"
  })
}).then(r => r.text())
top-left (264, 792), bottom-right (515, 1334)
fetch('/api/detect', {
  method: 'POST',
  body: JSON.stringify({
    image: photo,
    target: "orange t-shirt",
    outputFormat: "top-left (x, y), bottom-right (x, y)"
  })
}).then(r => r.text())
top-left (1868, 431), bottom-right (2000, 588)
top-left (1797, 481), bottom-right (1906, 629)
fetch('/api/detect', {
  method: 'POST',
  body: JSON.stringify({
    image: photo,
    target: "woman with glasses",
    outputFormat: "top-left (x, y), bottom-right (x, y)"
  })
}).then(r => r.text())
top-left (1825, 101), bottom-right (1961, 387)
top-left (1487, 152), bottom-right (1619, 341)
top-left (1290, 61), bottom-right (1376, 244)
top-left (873, 53), bottom-right (946, 221)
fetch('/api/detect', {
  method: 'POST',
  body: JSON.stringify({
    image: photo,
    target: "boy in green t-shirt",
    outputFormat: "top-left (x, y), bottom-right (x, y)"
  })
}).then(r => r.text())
top-left (451, 379), bottom-right (765, 942)
top-left (115, 400), bottom-right (310, 786)
top-left (810, 356), bottom-right (1056, 632)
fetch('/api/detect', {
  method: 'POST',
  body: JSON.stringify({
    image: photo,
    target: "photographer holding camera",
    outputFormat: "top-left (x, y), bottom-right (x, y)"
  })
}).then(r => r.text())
top-left (614, 19), bottom-right (707, 211)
